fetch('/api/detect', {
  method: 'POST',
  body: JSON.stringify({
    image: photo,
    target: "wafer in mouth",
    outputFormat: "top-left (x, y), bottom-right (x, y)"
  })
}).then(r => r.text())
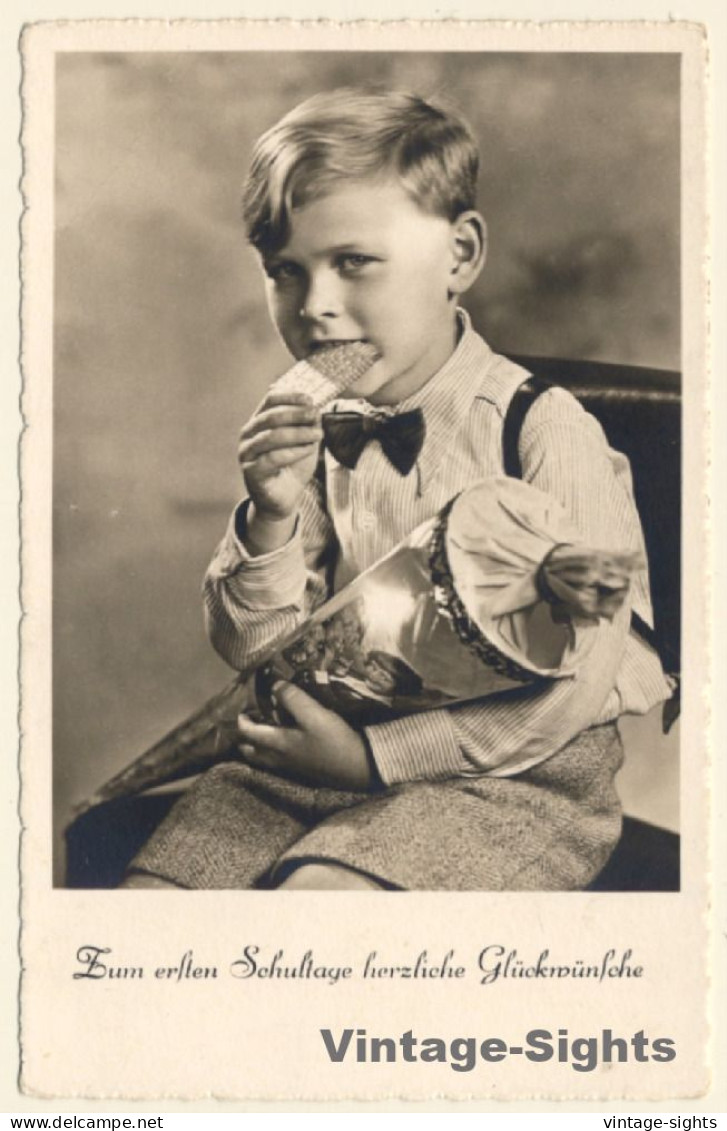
top-left (269, 340), bottom-right (380, 408)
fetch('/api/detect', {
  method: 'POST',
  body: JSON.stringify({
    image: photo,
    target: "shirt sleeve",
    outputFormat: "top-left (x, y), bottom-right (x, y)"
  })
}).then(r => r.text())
top-left (202, 475), bottom-right (336, 671)
top-left (366, 388), bottom-right (642, 786)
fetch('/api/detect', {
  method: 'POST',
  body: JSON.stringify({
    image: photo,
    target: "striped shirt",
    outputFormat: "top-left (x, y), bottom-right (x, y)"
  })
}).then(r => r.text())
top-left (204, 311), bottom-right (672, 785)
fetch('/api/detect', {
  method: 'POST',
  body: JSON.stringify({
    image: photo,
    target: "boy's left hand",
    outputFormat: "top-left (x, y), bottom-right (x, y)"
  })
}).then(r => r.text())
top-left (237, 681), bottom-right (377, 791)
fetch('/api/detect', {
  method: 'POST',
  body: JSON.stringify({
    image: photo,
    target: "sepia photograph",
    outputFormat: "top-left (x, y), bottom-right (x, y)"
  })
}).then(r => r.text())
top-left (54, 47), bottom-right (681, 893)
top-left (18, 19), bottom-right (710, 1102)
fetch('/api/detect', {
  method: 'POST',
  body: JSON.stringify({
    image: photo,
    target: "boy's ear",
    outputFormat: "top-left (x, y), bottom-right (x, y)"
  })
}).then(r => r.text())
top-left (448, 211), bottom-right (487, 296)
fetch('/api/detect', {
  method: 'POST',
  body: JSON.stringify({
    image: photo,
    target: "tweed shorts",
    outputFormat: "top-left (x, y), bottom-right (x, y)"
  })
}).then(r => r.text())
top-left (127, 723), bottom-right (624, 891)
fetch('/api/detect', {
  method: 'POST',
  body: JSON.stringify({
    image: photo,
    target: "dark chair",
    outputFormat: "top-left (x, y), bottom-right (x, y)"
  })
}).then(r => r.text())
top-left (66, 793), bottom-right (184, 889)
top-left (588, 817), bottom-right (679, 892)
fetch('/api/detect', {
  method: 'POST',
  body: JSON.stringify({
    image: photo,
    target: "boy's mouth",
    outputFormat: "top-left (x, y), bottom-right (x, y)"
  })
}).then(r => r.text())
top-left (303, 339), bottom-right (381, 393)
top-left (309, 338), bottom-right (369, 352)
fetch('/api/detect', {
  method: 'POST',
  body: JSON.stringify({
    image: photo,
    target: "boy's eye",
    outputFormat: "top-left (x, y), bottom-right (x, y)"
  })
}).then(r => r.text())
top-left (265, 261), bottom-right (301, 282)
top-left (337, 253), bottom-right (377, 273)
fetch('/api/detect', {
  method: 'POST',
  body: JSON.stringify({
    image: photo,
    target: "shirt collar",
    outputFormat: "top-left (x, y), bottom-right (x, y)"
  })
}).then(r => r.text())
top-left (402, 308), bottom-right (531, 492)
top-left (328, 308), bottom-right (530, 492)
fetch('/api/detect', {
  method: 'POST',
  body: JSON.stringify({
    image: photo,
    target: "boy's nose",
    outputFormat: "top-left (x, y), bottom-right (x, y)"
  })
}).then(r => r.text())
top-left (299, 271), bottom-right (343, 322)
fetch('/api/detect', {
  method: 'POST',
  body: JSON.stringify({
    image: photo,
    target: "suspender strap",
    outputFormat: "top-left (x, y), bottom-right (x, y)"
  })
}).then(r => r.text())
top-left (502, 376), bottom-right (552, 478)
top-left (629, 611), bottom-right (660, 655)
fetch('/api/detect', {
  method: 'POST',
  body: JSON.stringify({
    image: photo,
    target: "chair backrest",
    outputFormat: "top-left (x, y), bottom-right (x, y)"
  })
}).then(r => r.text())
top-left (508, 355), bottom-right (681, 671)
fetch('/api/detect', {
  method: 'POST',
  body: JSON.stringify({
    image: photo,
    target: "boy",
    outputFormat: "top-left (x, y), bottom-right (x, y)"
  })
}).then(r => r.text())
top-left (124, 89), bottom-right (671, 891)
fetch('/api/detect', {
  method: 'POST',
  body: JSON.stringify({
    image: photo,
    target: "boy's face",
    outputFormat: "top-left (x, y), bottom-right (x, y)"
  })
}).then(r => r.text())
top-left (363, 656), bottom-right (397, 696)
top-left (261, 180), bottom-right (469, 405)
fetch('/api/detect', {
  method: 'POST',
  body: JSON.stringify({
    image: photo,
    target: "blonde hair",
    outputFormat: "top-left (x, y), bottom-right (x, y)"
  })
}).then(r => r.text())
top-left (242, 87), bottom-right (479, 253)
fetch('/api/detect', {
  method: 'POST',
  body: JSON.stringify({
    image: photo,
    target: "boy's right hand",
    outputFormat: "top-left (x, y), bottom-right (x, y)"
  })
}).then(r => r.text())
top-left (237, 392), bottom-right (323, 553)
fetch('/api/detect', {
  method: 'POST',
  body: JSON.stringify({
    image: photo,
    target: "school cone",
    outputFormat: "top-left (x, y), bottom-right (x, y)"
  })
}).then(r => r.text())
top-left (70, 674), bottom-right (252, 817)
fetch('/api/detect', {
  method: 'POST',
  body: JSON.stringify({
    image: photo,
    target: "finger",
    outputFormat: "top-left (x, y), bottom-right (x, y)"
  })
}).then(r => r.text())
top-left (240, 444), bottom-right (320, 476)
top-left (547, 578), bottom-right (599, 606)
top-left (551, 559), bottom-right (633, 582)
top-left (237, 712), bottom-right (299, 754)
top-left (241, 404), bottom-right (319, 437)
top-left (547, 548), bottom-right (644, 575)
top-left (260, 391), bottom-right (315, 412)
top-left (239, 741), bottom-right (285, 771)
top-left (238, 441), bottom-right (320, 473)
top-left (548, 572), bottom-right (630, 598)
top-left (547, 580), bottom-right (627, 620)
top-left (271, 680), bottom-right (337, 729)
top-left (239, 424), bottom-right (323, 460)
top-left (545, 558), bottom-right (603, 582)
top-left (593, 549), bottom-right (644, 571)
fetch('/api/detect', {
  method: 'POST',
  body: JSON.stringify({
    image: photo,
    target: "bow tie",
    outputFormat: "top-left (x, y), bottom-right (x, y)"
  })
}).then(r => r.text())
top-left (321, 408), bottom-right (426, 476)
